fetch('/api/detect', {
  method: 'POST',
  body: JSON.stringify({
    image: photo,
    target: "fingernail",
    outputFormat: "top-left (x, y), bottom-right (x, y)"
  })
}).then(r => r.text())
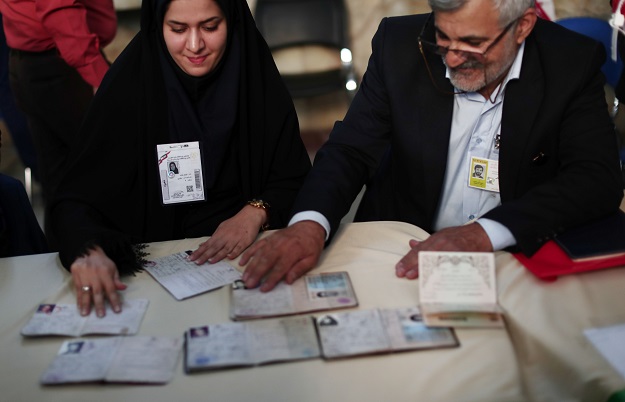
top-left (406, 269), bottom-right (418, 279)
top-left (81, 308), bottom-right (88, 316)
top-left (113, 305), bottom-right (121, 313)
top-left (97, 310), bottom-right (104, 318)
top-left (396, 262), bottom-right (406, 276)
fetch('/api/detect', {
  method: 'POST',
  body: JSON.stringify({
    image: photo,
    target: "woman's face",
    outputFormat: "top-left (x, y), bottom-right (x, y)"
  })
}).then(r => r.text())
top-left (162, 0), bottom-right (228, 77)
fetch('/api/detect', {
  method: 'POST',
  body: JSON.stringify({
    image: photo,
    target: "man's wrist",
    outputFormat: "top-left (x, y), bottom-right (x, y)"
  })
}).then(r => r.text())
top-left (289, 211), bottom-right (330, 241)
top-left (476, 218), bottom-right (516, 250)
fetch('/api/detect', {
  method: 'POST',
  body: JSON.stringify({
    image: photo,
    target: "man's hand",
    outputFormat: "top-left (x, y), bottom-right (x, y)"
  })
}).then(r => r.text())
top-left (239, 221), bottom-right (326, 292)
top-left (188, 204), bottom-right (266, 264)
top-left (395, 223), bottom-right (493, 279)
top-left (70, 246), bottom-right (127, 317)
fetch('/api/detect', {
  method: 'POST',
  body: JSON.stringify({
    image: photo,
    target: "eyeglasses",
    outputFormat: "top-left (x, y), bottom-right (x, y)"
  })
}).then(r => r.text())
top-left (419, 13), bottom-right (517, 62)
top-left (417, 12), bottom-right (517, 98)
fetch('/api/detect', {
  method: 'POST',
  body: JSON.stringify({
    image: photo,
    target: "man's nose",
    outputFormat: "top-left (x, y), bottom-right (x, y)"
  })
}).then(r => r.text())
top-left (445, 50), bottom-right (470, 68)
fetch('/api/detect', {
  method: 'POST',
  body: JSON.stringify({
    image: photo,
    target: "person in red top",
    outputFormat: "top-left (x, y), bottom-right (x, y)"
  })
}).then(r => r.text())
top-left (0, 0), bottom-right (116, 235)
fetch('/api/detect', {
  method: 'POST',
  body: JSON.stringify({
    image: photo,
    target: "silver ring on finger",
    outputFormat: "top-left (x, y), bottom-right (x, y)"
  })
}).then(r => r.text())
top-left (81, 285), bottom-right (92, 293)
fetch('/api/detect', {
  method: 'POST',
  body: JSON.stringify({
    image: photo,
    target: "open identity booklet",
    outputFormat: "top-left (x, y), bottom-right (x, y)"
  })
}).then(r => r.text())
top-left (21, 299), bottom-right (149, 337)
top-left (418, 251), bottom-right (504, 328)
top-left (184, 307), bottom-right (458, 372)
top-left (40, 336), bottom-right (182, 385)
top-left (230, 271), bottom-right (358, 320)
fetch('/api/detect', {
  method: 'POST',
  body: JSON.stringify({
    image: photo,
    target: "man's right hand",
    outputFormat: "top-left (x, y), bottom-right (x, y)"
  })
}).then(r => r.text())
top-left (239, 221), bottom-right (326, 292)
top-left (70, 246), bottom-right (126, 317)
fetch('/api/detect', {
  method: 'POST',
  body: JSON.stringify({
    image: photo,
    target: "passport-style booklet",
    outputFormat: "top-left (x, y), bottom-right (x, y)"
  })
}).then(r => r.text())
top-left (513, 211), bottom-right (625, 280)
top-left (554, 211), bottom-right (625, 261)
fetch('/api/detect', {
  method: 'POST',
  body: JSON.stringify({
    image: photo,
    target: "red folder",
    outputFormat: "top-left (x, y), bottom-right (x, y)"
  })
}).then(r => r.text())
top-left (513, 240), bottom-right (625, 281)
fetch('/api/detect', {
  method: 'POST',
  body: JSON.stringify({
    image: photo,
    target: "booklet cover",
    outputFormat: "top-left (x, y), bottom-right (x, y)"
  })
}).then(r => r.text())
top-left (418, 251), bottom-right (504, 328)
top-left (40, 336), bottom-right (182, 385)
top-left (144, 251), bottom-right (242, 300)
top-left (315, 307), bottom-right (459, 359)
top-left (513, 239), bottom-right (625, 281)
top-left (184, 316), bottom-right (320, 372)
top-left (21, 299), bottom-right (149, 337)
top-left (554, 211), bottom-right (625, 261)
top-left (229, 271), bottom-right (358, 320)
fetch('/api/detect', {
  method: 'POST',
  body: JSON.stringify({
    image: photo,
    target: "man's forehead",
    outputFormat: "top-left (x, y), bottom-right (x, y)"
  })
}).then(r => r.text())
top-left (432, 0), bottom-right (502, 37)
top-left (434, 18), bottom-right (502, 42)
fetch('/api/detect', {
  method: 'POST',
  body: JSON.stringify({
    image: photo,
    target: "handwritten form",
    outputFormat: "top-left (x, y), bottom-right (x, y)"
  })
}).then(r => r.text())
top-left (144, 251), bottom-right (241, 300)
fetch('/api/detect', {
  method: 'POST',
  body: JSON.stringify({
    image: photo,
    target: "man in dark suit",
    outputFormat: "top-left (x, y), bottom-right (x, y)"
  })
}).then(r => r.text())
top-left (235, 0), bottom-right (623, 291)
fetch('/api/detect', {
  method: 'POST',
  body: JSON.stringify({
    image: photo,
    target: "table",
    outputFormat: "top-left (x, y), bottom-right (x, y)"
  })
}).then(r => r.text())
top-left (0, 221), bottom-right (623, 402)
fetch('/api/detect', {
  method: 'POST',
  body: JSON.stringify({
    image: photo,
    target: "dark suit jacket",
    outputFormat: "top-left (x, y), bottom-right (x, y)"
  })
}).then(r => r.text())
top-left (291, 15), bottom-right (624, 256)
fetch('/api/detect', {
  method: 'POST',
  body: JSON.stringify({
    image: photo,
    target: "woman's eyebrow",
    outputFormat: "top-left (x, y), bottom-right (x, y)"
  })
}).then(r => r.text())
top-left (166, 16), bottom-right (221, 25)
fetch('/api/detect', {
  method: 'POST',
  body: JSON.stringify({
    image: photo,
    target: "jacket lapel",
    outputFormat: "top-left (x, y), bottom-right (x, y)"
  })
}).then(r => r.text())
top-left (416, 42), bottom-right (455, 225)
top-left (500, 31), bottom-right (544, 201)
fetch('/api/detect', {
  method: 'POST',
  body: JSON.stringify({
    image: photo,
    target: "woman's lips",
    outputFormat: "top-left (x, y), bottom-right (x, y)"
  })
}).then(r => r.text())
top-left (187, 55), bottom-right (207, 65)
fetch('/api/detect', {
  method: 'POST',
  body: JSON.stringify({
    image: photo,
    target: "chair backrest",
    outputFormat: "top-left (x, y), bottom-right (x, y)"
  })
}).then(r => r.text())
top-left (254, 0), bottom-right (349, 51)
top-left (556, 17), bottom-right (624, 88)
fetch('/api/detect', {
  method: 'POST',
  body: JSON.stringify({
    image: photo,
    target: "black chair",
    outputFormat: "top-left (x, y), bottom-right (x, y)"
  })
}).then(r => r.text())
top-left (0, 173), bottom-right (48, 257)
top-left (254, 0), bottom-right (358, 100)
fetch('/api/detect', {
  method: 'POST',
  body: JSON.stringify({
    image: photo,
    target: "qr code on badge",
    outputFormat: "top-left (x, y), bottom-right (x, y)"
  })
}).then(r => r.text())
top-left (186, 186), bottom-right (193, 192)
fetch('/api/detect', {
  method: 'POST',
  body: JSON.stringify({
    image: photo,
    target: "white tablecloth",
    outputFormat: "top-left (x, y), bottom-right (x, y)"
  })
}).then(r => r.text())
top-left (0, 221), bottom-right (623, 402)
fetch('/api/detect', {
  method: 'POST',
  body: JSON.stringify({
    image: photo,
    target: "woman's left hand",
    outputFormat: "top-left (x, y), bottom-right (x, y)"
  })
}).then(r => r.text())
top-left (188, 204), bottom-right (267, 264)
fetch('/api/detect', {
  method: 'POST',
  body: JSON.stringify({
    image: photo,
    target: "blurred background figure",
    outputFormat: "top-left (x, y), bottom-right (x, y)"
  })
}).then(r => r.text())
top-left (0, 14), bottom-right (39, 189)
top-left (0, 0), bottom-right (117, 235)
top-left (0, 128), bottom-right (47, 257)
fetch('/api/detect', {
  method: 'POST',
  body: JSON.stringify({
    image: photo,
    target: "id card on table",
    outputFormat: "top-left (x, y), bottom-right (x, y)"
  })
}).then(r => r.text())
top-left (157, 142), bottom-right (205, 205)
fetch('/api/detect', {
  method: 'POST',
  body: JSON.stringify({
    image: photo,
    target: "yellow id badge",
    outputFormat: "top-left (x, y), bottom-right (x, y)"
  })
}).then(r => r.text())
top-left (468, 157), bottom-right (499, 193)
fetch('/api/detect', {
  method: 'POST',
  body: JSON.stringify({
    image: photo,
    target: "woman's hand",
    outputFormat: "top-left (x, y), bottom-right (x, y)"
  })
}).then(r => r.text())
top-left (70, 246), bottom-right (127, 317)
top-left (188, 204), bottom-right (267, 265)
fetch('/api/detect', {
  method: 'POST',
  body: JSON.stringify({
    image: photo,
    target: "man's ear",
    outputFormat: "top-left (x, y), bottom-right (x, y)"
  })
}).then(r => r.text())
top-left (515, 8), bottom-right (538, 44)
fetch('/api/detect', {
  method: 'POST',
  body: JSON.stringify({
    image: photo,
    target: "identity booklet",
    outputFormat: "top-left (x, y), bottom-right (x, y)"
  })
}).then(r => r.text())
top-left (184, 316), bottom-right (320, 372)
top-left (418, 251), bottom-right (504, 328)
top-left (40, 336), bottom-right (182, 385)
top-left (315, 307), bottom-right (459, 359)
top-left (229, 271), bottom-right (358, 320)
top-left (21, 299), bottom-right (149, 337)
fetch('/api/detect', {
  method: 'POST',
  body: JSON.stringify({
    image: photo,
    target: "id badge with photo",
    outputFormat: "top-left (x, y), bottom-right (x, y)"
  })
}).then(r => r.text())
top-left (156, 141), bottom-right (205, 205)
top-left (468, 156), bottom-right (499, 193)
